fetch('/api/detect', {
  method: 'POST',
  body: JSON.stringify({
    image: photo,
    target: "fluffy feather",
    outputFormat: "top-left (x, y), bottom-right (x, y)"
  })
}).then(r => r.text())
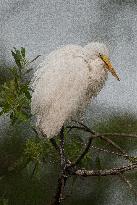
top-left (31, 42), bottom-right (108, 138)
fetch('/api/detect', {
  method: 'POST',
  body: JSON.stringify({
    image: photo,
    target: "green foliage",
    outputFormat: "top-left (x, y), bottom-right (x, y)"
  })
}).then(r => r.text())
top-left (0, 67), bottom-right (12, 86)
top-left (0, 48), bottom-right (32, 124)
top-left (24, 139), bottom-right (43, 162)
top-left (42, 139), bottom-right (58, 161)
top-left (11, 47), bottom-right (27, 72)
top-left (94, 113), bottom-right (137, 151)
top-left (63, 132), bottom-right (92, 167)
top-left (0, 198), bottom-right (8, 205)
top-left (64, 135), bottom-right (83, 161)
top-left (94, 113), bottom-right (137, 134)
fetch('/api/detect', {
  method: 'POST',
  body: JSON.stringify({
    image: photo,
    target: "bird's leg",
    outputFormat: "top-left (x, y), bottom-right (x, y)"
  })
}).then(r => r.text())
top-left (50, 138), bottom-right (60, 153)
top-left (59, 126), bottom-right (66, 168)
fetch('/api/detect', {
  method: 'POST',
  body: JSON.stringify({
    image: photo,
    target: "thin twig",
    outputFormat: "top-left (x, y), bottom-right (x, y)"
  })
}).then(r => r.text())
top-left (91, 145), bottom-right (129, 159)
top-left (102, 133), bottom-right (137, 139)
top-left (29, 55), bottom-right (41, 64)
top-left (98, 135), bottom-right (126, 154)
top-left (67, 123), bottom-right (127, 155)
top-left (71, 137), bottom-right (93, 167)
top-left (66, 125), bottom-right (90, 133)
top-left (119, 174), bottom-right (137, 196)
top-left (71, 120), bottom-right (95, 134)
top-left (91, 145), bottom-right (137, 163)
top-left (30, 162), bottom-right (38, 179)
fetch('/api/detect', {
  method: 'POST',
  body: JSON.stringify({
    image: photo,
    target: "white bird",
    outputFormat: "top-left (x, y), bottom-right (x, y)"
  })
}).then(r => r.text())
top-left (31, 42), bottom-right (120, 138)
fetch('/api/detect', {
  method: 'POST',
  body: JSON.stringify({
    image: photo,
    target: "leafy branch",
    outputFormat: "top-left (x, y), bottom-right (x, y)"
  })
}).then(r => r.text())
top-left (0, 47), bottom-right (40, 124)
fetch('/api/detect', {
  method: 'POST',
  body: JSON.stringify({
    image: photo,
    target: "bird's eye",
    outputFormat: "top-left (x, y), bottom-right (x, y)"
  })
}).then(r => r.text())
top-left (99, 53), bottom-right (102, 58)
top-left (99, 53), bottom-right (104, 60)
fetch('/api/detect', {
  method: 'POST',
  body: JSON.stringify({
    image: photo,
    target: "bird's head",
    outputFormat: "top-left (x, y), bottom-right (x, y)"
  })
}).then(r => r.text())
top-left (84, 42), bottom-right (120, 81)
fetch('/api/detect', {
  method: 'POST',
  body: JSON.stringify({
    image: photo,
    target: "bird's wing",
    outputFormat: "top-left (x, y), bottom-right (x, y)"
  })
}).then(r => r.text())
top-left (31, 45), bottom-right (90, 138)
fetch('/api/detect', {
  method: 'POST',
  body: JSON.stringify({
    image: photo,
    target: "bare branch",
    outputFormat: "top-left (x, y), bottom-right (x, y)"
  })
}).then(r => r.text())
top-left (119, 174), bottom-right (137, 196)
top-left (98, 135), bottom-right (126, 154)
top-left (91, 145), bottom-right (129, 159)
top-left (51, 127), bottom-right (68, 205)
top-left (74, 163), bottom-right (137, 176)
top-left (102, 133), bottom-right (137, 139)
top-left (66, 125), bottom-right (90, 133)
top-left (30, 162), bottom-right (38, 179)
top-left (71, 120), bottom-right (95, 134)
top-left (50, 175), bottom-right (67, 205)
top-left (67, 122), bottom-right (126, 152)
top-left (50, 121), bottom-right (137, 204)
top-left (71, 137), bottom-right (93, 167)
top-left (67, 122), bottom-right (127, 156)
top-left (29, 55), bottom-right (41, 64)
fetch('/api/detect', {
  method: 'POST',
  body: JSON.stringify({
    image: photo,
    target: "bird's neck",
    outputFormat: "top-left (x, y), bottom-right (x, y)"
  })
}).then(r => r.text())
top-left (86, 58), bottom-right (108, 97)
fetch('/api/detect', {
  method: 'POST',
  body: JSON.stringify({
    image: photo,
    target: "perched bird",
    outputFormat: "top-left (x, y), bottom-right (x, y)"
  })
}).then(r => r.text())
top-left (31, 42), bottom-right (120, 138)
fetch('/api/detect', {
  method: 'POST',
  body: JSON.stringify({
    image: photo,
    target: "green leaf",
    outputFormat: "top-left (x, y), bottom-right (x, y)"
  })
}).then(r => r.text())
top-left (0, 47), bottom-right (35, 124)
top-left (11, 67), bottom-right (19, 78)
top-left (11, 50), bottom-right (16, 59)
top-left (24, 139), bottom-right (43, 162)
top-left (3, 103), bottom-right (11, 113)
top-left (0, 110), bottom-right (4, 116)
top-left (20, 84), bottom-right (31, 100)
top-left (15, 111), bottom-right (28, 122)
top-left (21, 47), bottom-right (25, 58)
top-left (11, 49), bottom-right (22, 68)
top-left (24, 90), bottom-right (31, 100)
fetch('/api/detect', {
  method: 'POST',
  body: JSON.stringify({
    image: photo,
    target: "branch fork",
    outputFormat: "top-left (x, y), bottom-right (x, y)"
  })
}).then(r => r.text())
top-left (49, 121), bottom-right (137, 205)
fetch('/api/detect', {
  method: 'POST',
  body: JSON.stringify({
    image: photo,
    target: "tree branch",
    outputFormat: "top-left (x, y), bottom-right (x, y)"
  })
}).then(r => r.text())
top-left (91, 145), bottom-right (129, 159)
top-left (73, 163), bottom-right (137, 176)
top-left (67, 123), bottom-right (127, 155)
top-left (98, 135), bottom-right (126, 154)
top-left (119, 174), bottom-right (137, 196)
top-left (29, 55), bottom-right (41, 64)
top-left (71, 137), bottom-right (93, 167)
top-left (69, 120), bottom-right (95, 134)
top-left (50, 121), bottom-right (137, 204)
top-left (51, 175), bottom-right (67, 205)
top-left (51, 127), bottom-right (68, 205)
top-left (102, 133), bottom-right (137, 139)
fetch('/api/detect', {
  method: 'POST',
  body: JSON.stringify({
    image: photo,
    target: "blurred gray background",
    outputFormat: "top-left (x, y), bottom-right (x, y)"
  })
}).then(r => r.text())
top-left (1, 0), bottom-right (137, 122)
top-left (0, 1), bottom-right (137, 205)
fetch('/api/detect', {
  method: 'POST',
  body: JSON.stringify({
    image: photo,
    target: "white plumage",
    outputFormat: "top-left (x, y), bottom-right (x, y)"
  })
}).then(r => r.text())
top-left (31, 42), bottom-right (119, 138)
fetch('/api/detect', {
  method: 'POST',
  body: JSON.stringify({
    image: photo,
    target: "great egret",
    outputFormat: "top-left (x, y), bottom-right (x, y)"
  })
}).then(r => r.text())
top-left (31, 42), bottom-right (120, 138)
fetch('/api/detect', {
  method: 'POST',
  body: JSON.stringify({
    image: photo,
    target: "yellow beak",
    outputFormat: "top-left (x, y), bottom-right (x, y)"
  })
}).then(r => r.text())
top-left (100, 55), bottom-right (120, 81)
